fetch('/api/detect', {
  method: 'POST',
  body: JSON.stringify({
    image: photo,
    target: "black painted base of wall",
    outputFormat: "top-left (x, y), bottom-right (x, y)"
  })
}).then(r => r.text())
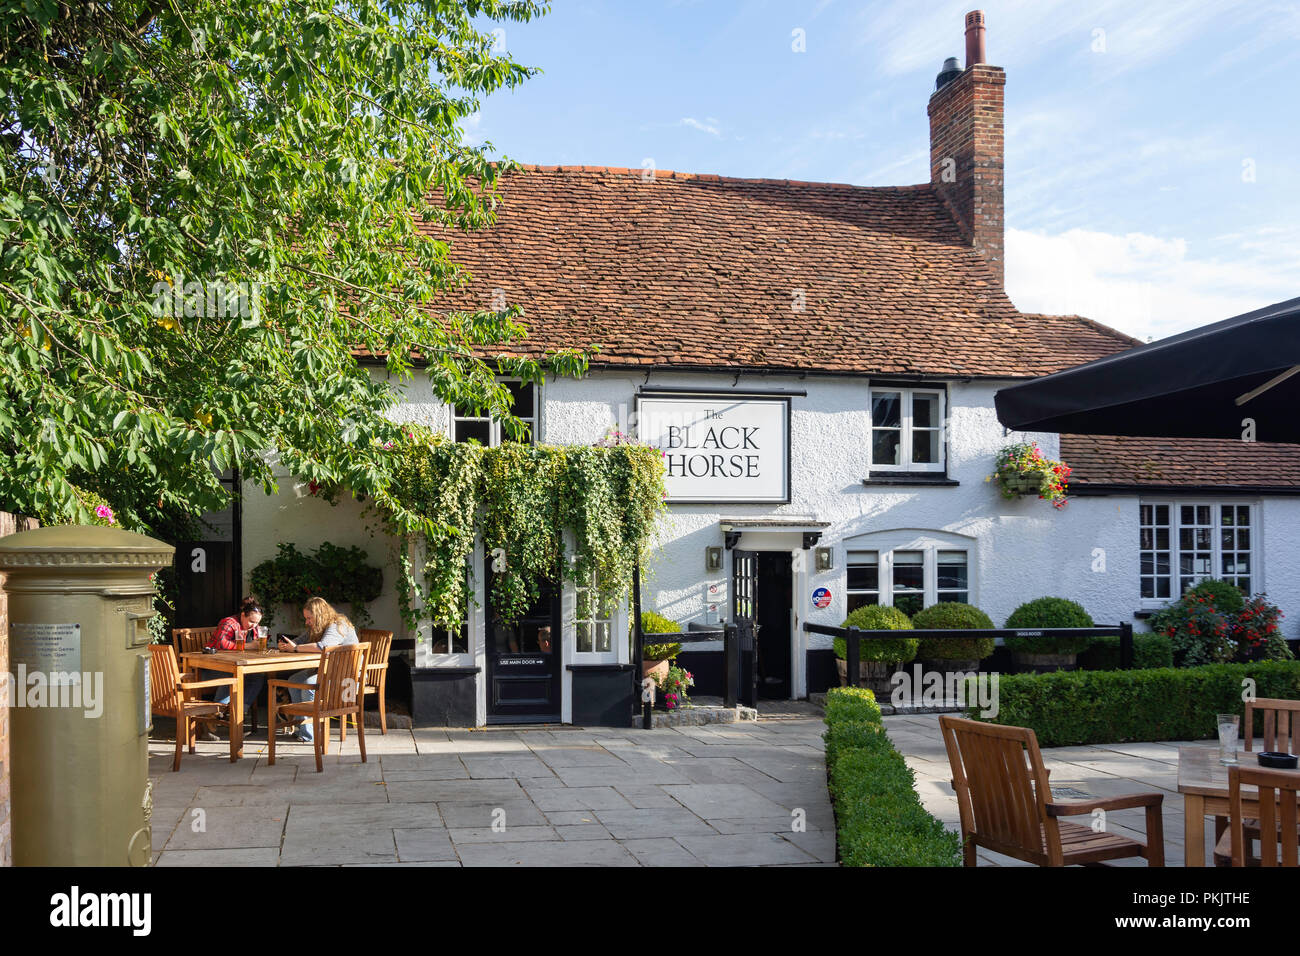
top-left (411, 668), bottom-right (478, 727)
top-left (677, 649), bottom-right (723, 698)
top-left (806, 649), bottom-right (838, 695)
top-left (569, 664), bottom-right (636, 727)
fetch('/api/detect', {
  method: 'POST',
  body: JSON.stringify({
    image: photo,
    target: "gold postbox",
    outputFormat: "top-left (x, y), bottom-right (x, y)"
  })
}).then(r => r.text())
top-left (0, 525), bottom-right (173, 866)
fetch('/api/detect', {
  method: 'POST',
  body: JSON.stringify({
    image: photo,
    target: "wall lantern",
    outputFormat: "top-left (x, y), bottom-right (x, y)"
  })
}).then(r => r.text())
top-left (705, 546), bottom-right (724, 572)
top-left (814, 547), bottom-right (834, 572)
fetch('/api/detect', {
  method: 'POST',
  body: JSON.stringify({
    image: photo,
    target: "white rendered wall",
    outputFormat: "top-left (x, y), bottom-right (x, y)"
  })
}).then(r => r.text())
top-left (239, 366), bottom-right (1300, 707)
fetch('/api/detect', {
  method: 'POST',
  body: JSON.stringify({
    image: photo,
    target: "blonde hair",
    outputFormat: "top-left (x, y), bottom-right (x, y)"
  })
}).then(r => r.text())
top-left (302, 596), bottom-right (353, 642)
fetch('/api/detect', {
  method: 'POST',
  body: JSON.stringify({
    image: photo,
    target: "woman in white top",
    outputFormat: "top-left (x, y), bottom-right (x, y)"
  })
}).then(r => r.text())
top-left (278, 596), bottom-right (358, 742)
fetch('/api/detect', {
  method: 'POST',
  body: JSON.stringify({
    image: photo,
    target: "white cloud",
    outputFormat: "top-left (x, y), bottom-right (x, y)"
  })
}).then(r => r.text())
top-left (459, 112), bottom-right (485, 146)
top-left (680, 116), bottom-right (721, 137)
top-left (851, 0), bottom-right (1264, 78)
top-left (1005, 226), bottom-right (1299, 341)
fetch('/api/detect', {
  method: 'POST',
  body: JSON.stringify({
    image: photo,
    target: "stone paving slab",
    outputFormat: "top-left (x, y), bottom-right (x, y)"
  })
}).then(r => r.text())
top-left (148, 717), bottom-right (834, 866)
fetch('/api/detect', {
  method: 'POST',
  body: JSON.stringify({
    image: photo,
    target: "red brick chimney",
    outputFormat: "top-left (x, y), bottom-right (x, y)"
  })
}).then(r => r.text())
top-left (928, 10), bottom-right (1005, 285)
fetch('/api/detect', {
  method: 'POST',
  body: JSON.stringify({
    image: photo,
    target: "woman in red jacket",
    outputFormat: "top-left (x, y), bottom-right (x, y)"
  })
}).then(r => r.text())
top-left (197, 597), bottom-right (266, 738)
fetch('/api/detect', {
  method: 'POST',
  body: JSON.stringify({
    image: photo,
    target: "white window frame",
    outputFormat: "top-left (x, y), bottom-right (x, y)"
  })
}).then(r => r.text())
top-left (1139, 499), bottom-right (1258, 609)
top-left (843, 530), bottom-right (974, 613)
top-left (868, 387), bottom-right (945, 473)
top-left (450, 379), bottom-right (539, 446)
top-left (845, 549), bottom-right (881, 611)
top-left (563, 566), bottom-right (628, 666)
top-left (414, 540), bottom-right (482, 670)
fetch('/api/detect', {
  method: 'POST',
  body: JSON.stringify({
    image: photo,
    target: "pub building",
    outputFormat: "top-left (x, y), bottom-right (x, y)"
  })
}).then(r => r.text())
top-left (199, 14), bottom-right (1300, 727)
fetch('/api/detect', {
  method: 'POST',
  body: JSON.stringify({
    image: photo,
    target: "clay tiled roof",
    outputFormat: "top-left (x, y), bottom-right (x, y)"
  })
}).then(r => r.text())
top-left (422, 166), bottom-right (1137, 378)
top-left (1062, 434), bottom-right (1300, 491)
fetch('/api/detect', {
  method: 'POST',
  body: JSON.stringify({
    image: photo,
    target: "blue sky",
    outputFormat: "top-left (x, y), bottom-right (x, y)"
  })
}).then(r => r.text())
top-left (465, 0), bottom-right (1300, 342)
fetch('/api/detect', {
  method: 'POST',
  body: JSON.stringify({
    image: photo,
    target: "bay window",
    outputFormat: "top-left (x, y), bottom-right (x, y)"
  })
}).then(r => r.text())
top-left (846, 534), bottom-right (972, 614)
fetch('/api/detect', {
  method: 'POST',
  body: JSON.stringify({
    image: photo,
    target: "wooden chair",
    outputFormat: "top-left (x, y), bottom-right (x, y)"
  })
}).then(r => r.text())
top-left (339, 629), bottom-right (393, 739)
top-left (148, 643), bottom-right (236, 772)
top-left (267, 643), bottom-right (369, 773)
top-left (1209, 698), bottom-right (1300, 861)
top-left (939, 715), bottom-right (1165, 866)
top-left (1245, 698), bottom-right (1300, 753)
top-left (1213, 765), bottom-right (1300, 866)
top-left (171, 626), bottom-right (216, 658)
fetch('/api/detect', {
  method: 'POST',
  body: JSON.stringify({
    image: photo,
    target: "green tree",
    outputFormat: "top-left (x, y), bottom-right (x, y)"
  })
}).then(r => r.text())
top-left (0, 0), bottom-right (582, 533)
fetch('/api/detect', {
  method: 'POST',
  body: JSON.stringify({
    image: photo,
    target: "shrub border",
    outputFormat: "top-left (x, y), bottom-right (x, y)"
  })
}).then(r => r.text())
top-left (823, 687), bottom-right (961, 867)
top-left (968, 661), bottom-right (1300, 747)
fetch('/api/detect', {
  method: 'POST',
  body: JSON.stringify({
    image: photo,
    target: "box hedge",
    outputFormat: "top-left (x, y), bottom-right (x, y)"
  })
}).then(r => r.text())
top-left (832, 605), bottom-right (918, 664)
top-left (911, 602), bottom-right (996, 661)
top-left (1003, 597), bottom-right (1094, 654)
top-left (1077, 633), bottom-right (1174, 670)
top-left (968, 661), bottom-right (1300, 747)
top-left (822, 687), bottom-right (960, 867)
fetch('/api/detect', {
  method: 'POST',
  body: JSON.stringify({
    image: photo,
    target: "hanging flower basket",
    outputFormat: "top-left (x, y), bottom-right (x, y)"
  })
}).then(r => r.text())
top-left (990, 442), bottom-right (1072, 510)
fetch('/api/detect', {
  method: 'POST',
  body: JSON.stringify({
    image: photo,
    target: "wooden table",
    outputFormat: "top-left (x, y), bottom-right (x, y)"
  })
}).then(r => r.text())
top-left (1178, 745), bottom-right (1300, 865)
top-left (182, 649), bottom-right (321, 760)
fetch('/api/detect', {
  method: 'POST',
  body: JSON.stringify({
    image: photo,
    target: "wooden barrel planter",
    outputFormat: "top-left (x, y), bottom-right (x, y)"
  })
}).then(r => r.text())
top-left (1011, 651), bottom-right (1078, 673)
top-left (836, 658), bottom-right (900, 696)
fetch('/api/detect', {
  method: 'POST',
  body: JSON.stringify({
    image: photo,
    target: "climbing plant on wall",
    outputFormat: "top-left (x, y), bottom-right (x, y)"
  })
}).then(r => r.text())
top-left (375, 427), bottom-right (666, 636)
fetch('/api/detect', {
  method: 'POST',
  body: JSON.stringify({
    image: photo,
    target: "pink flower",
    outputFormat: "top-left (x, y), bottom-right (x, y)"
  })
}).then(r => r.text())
top-left (95, 504), bottom-right (115, 524)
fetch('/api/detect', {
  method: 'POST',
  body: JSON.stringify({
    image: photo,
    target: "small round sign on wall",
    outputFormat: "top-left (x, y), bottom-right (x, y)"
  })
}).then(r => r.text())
top-left (811, 587), bottom-right (832, 609)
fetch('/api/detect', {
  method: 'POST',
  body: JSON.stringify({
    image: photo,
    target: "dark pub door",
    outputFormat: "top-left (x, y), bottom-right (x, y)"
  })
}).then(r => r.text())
top-left (171, 470), bottom-right (242, 628)
top-left (755, 552), bottom-right (793, 699)
top-left (485, 568), bottom-right (562, 724)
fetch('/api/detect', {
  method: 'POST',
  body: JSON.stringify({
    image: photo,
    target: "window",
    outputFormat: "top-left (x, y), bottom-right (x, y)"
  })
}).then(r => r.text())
top-left (936, 550), bottom-right (970, 604)
top-left (845, 550), bottom-right (879, 612)
top-left (431, 620), bottom-right (470, 654)
top-left (845, 537), bottom-right (971, 613)
top-left (430, 559), bottom-right (473, 655)
top-left (574, 573), bottom-right (614, 654)
top-left (892, 550), bottom-right (925, 616)
top-left (869, 388), bottom-right (944, 472)
top-left (1140, 502), bottom-right (1254, 603)
top-left (452, 380), bottom-right (537, 446)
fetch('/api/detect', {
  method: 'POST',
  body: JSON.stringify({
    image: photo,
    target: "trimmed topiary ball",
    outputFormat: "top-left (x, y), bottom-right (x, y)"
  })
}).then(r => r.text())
top-left (1004, 597), bottom-right (1094, 654)
top-left (911, 602), bottom-right (995, 661)
top-left (833, 604), bottom-right (918, 664)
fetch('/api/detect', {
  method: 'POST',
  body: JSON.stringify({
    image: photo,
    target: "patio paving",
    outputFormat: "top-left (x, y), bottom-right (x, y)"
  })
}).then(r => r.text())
top-left (883, 713), bottom-right (1217, 867)
top-left (147, 717), bottom-right (834, 867)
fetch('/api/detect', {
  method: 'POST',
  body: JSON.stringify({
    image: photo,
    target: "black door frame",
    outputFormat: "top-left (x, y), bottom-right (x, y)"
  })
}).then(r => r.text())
top-left (730, 549), bottom-right (759, 707)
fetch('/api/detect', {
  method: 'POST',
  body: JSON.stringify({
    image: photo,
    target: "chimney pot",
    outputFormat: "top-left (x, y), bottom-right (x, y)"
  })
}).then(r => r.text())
top-left (964, 9), bottom-right (986, 67)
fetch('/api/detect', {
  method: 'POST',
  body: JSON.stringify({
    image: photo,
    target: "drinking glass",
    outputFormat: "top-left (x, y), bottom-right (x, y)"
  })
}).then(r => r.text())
top-left (257, 626), bottom-right (268, 652)
top-left (1217, 713), bottom-right (1240, 765)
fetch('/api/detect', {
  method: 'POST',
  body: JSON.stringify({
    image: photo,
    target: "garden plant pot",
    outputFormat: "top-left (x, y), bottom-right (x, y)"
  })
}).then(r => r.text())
top-left (1002, 475), bottom-right (1041, 496)
top-left (836, 658), bottom-right (901, 696)
top-left (1011, 651), bottom-right (1077, 673)
top-left (642, 659), bottom-right (670, 683)
top-left (919, 658), bottom-right (983, 675)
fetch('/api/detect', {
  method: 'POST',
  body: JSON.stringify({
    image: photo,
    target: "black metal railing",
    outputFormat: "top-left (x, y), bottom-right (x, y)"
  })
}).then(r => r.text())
top-left (803, 621), bottom-right (1135, 687)
top-left (632, 623), bottom-right (757, 728)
